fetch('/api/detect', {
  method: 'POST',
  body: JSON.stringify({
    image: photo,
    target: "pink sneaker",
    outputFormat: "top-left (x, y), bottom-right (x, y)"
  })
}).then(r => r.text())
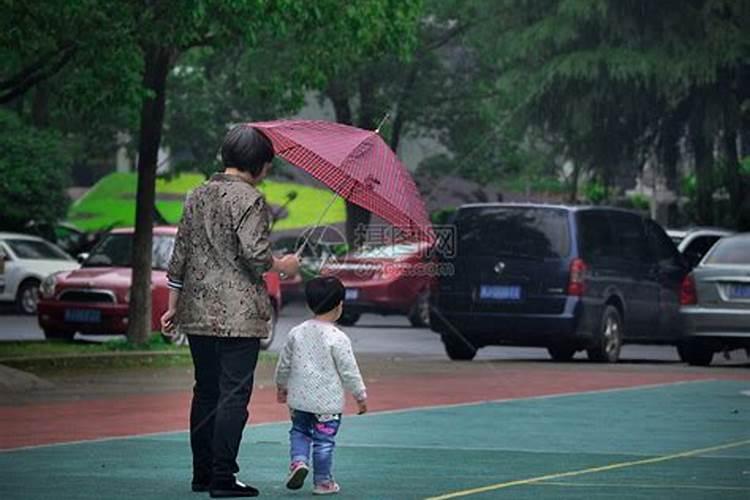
top-left (313, 480), bottom-right (340, 495)
top-left (285, 461), bottom-right (309, 490)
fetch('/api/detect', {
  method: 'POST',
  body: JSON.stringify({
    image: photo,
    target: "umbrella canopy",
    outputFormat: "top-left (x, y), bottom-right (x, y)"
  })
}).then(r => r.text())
top-left (249, 119), bottom-right (434, 243)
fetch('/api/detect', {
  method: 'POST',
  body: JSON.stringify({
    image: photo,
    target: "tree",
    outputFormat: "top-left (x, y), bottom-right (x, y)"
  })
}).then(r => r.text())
top-left (470, 0), bottom-right (749, 224)
top-left (0, 110), bottom-right (71, 232)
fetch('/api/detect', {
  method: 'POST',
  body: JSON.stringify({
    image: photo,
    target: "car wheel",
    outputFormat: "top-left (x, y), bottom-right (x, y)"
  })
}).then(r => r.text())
top-left (680, 339), bottom-right (714, 366)
top-left (587, 305), bottom-right (623, 363)
top-left (16, 279), bottom-right (41, 315)
top-left (547, 345), bottom-right (577, 361)
top-left (442, 333), bottom-right (477, 361)
top-left (337, 310), bottom-right (360, 326)
top-left (43, 328), bottom-right (76, 341)
top-left (259, 304), bottom-right (278, 351)
top-left (408, 292), bottom-right (430, 328)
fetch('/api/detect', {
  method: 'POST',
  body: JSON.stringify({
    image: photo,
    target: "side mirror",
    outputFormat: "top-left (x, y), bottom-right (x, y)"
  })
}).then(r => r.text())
top-left (76, 252), bottom-right (90, 264)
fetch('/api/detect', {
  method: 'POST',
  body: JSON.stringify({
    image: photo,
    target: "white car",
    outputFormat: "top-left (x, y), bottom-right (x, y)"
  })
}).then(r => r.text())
top-left (0, 232), bottom-right (79, 314)
top-left (666, 227), bottom-right (734, 268)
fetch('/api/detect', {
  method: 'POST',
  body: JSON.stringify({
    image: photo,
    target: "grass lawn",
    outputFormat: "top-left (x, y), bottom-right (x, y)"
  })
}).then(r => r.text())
top-left (68, 172), bottom-right (345, 231)
top-left (0, 336), bottom-right (277, 372)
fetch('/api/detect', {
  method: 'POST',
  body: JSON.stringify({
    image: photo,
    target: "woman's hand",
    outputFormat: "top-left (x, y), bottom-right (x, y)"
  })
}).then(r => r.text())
top-left (273, 254), bottom-right (301, 277)
top-left (161, 308), bottom-right (177, 334)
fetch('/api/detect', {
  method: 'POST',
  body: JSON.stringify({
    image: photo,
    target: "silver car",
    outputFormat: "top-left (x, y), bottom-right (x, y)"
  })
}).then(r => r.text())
top-left (679, 233), bottom-right (750, 365)
top-left (0, 232), bottom-right (79, 314)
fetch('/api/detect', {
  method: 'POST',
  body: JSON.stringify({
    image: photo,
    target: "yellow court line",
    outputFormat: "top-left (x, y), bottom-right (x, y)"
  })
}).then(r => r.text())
top-left (537, 481), bottom-right (750, 492)
top-left (424, 438), bottom-right (750, 500)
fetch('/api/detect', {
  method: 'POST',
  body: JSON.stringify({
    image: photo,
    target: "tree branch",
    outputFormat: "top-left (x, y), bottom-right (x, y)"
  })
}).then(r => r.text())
top-left (0, 45), bottom-right (77, 104)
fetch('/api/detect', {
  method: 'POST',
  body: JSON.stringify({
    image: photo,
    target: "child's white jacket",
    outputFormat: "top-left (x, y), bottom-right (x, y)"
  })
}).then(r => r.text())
top-left (274, 319), bottom-right (367, 414)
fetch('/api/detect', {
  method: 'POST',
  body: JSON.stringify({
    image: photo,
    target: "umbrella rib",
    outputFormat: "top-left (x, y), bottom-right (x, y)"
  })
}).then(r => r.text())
top-left (295, 189), bottom-right (343, 258)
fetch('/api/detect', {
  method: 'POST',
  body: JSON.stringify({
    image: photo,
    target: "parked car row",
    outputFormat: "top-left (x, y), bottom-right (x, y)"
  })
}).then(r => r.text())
top-left (427, 203), bottom-right (748, 366)
top-left (0, 228), bottom-right (282, 349)
top-left (2, 210), bottom-right (745, 366)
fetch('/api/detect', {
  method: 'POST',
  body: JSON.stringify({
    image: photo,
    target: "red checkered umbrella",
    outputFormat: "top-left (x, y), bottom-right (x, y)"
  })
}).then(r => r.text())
top-left (249, 119), bottom-right (434, 243)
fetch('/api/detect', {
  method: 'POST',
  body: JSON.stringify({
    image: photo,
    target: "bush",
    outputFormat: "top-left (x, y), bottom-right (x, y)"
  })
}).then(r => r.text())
top-left (583, 180), bottom-right (607, 204)
top-left (627, 193), bottom-right (650, 211)
top-left (0, 110), bottom-right (72, 232)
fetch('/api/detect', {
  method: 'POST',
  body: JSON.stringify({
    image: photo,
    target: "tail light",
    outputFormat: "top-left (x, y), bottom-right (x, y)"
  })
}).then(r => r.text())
top-left (680, 274), bottom-right (698, 305)
top-left (567, 258), bottom-right (587, 296)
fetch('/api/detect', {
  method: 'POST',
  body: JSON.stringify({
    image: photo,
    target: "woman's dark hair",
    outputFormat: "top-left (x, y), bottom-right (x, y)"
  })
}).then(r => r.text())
top-left (305, 276), bottom-right (345, 315)
top-left (220, 125), bottom-right (274, 177)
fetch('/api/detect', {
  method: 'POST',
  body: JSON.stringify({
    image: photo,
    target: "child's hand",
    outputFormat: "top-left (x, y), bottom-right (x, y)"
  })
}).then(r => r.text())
top-left (276, 387), bottom-right (288, 404)
top-left (356, 399), bottom-right (368, 415)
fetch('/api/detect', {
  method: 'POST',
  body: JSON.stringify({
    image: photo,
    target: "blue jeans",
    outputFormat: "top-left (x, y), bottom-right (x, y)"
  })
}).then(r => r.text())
top-left (289, 409), bottom-right (341, 484)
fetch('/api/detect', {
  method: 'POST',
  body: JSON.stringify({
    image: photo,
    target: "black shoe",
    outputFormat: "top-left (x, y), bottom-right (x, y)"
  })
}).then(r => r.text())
top-left (192, 481), bottom-right (211, 493)
top-left (192, 472), bottom-right (212, 492)
top-left (209, 479), bottom-right (259, 498)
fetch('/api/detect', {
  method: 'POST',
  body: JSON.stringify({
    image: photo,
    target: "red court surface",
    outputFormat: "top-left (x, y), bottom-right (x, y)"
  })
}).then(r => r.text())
top-left (1, 367), bottom-right (746, 450)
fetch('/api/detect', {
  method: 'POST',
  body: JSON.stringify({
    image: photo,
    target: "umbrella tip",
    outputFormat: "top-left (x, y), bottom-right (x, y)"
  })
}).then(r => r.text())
top-left (374, 113), bottom-right (391, 134)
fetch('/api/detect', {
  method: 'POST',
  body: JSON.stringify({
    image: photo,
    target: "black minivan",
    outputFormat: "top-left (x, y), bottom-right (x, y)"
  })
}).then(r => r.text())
top-left (429, 204), bottom-right (689, 362)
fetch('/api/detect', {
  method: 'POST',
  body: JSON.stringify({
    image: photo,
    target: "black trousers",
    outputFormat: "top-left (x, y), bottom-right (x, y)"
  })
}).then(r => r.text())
top-left (188, 335), bottom-right (260, 483)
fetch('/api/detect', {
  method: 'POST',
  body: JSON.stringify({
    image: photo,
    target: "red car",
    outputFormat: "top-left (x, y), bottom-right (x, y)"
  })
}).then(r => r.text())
top-left (320, 242), bottom-right (434, 327)
top-left (37, 227), bottom-right (282, 349)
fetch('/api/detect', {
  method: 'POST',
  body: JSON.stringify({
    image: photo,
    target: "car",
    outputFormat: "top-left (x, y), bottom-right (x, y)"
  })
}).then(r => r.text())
top-left (320, 242), bottom-right (435, 327)
top-left (678, 233), bottom-right (750, 366)
top-left (0, 232), bottom-right (80, 314)
top-left (429, 203), bottom-right (690, 362)
top-left (666, 227), bottom-right (734, 268)
top-left (36, 227), bottom-right (282, 349)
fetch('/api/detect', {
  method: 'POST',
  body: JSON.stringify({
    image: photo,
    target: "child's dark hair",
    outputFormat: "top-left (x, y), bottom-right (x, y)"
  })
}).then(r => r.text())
top-left (220, 125), bottom-right (274, 176)
top-left (305, 276), bottom-right (345, 315)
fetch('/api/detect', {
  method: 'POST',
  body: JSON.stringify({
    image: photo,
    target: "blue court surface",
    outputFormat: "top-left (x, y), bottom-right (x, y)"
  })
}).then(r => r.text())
top-left (1, 379), bottom-right (749, 499)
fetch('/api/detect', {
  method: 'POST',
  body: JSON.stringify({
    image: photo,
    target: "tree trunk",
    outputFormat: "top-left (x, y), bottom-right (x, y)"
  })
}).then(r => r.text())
top-left (127, 46), bottom-right (174, 344)
top-left (325, 79), bottom-right (353, 126)
top-left (689, 103), bottom-right (714, 226)
top-left (658, 117), bottom-right (681, 225)
top-left (723, 115), bottom-right (741, 224)
top-left (567, 161), bottom-right (580, 203)
top-left (390, 64), bottom-right (419, 151)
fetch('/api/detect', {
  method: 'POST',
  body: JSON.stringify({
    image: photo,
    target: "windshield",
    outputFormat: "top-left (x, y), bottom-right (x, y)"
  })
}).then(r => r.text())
top-left (84, 234), bottom-right (175, 270)
top-left (350, 243), bottom-right (423, 260)
top-left (703, 236), bottom-right (750, 265)
top-left (456, 207), bottom-right (570, 259)
top-left (5, 239), bottom-right (72, 260)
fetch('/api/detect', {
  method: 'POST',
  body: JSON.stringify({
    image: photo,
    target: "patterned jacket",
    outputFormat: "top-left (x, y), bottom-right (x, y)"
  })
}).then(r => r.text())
top-left (167, 173), bottom-right (273, 338)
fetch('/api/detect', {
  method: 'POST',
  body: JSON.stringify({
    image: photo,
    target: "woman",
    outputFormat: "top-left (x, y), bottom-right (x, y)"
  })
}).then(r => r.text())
top-left (162, 125), bottom-right (299, 498)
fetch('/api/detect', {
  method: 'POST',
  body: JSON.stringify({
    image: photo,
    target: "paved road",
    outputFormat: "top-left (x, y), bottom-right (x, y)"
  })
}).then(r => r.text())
top-left (2, 301), bottom-right (747, 365)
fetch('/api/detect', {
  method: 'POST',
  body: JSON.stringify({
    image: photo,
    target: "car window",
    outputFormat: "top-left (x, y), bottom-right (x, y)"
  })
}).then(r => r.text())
top-left (610, 212), bottom-right (650, 262)
top-left (645, 220), bottom-right (681, 267)
top-left (456, 207), bottom-right (570, 259)
top-left (84, 234), bottom-right (175, 270)
top-left (4, 239), bottom-right (71, 260)
top-left (703, 237), bottom-right (750, 265)
top-left (578, 211), bottom-right (618, 261)
top-left (683, 235), bottom-right (720, 260)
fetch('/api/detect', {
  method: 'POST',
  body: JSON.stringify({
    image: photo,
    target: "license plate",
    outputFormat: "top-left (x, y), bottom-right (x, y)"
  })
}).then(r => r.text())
top-left (64, 309), bottom-right (102, 323)
top-left (729, 284), bottom-right (750, 299)
top-left (479, 285), bottom-right (521, 301)
top-left (345, 288), bottom-right (359, 301)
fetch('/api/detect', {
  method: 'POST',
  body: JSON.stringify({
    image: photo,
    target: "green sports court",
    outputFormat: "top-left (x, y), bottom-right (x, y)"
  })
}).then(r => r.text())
top-left (1, 379), bottom-right (748, 499)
